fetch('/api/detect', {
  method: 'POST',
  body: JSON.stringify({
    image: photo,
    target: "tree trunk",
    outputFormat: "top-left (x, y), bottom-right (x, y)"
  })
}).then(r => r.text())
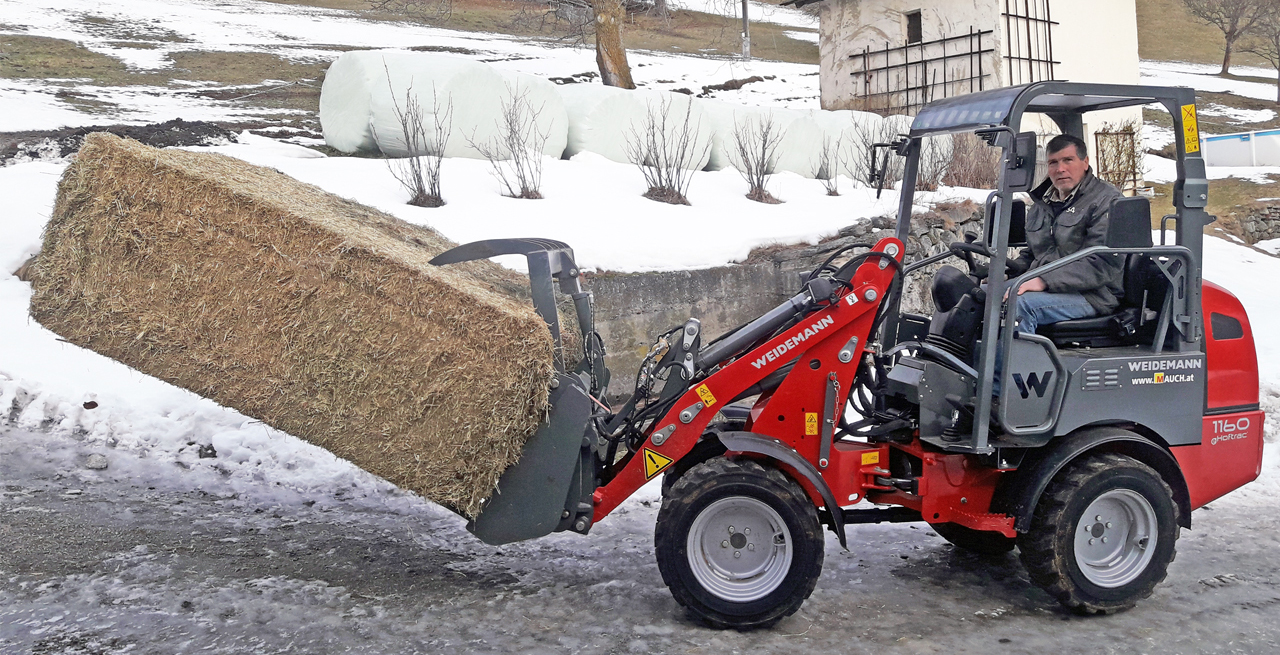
top-left (590, 0), bottom-right (635, 89)
top-left (741, 0), bottom-right (750, 59)
top-left (1222, 38), bottom-right (1235, 75)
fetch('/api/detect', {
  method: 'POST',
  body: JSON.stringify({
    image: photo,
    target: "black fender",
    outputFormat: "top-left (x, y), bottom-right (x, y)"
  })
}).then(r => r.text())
top-left (717, 431), bottom-right (848, 550)
top-left (993, 426), bottom-right (1193, 532)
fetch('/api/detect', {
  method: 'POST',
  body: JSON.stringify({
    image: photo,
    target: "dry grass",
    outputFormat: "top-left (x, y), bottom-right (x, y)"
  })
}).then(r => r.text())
top-left (1136, 0), bottom-right (1270, 67)
top-left (263, 0), bottom-right (818, 63)
top-left (29, 133), bottom-right (557, 518)
top-left (1146, 175), bottom-right (1280, 242)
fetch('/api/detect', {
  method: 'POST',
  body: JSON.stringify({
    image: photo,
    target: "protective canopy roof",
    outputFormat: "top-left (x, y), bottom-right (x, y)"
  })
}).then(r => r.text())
top-left (909, 82), bottom-right (1180, 137)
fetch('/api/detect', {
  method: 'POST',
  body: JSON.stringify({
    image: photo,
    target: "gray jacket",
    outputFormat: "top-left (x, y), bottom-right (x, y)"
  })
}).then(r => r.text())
top-left (1012, 170), bottom-right (1125, 314)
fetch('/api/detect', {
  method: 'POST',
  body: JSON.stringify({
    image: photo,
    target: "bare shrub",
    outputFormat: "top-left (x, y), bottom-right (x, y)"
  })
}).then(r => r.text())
top-left (916, 136), bottom-right (952, 192)
top-left (941, 132), bottom-right (1000, 189)
top-left (812, 135), bottom-right (842, 196)
top-left (467, 84), bottom-right (550, 200)
top-left (843, 117), bottom-right (904, 188)
top-left (369, 0), bottom-right (454, 21)
top-left (729, 113), bottom-right (785, 203)
top-left (625, 98), bottom-right (709, 205)
top-left (372, 75), bottom-right (451, 208)
top-left (1094, 118), bottom-right (1144, 193)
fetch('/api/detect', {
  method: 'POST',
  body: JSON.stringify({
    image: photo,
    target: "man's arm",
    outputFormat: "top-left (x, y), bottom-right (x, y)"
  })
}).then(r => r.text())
top-left (1037, 198), bottom-right (1124, 293)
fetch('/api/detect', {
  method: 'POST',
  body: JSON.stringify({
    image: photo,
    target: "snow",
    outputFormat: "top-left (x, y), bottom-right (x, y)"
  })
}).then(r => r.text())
top-left (0, 0), bottom-right (824, 132)
top-left (1, 2), bottom-right (1278, 631)
top-left (1141, 61), bottom-right (1280, 105)
top-left (1145, 152), bottom-right (1280, 184)
top-left (1200, 103), bottom-right (1278, 125)
top-left (675, 0), bottom-right (818, 29)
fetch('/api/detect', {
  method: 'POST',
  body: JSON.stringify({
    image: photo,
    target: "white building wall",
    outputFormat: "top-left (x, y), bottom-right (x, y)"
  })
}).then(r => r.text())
top-left (818, 0), bottom-right (1145, 185)
top-left (1028, 0), bottom-right (1143, 160)
top-left (819, 0), bottom-right (1004, 112)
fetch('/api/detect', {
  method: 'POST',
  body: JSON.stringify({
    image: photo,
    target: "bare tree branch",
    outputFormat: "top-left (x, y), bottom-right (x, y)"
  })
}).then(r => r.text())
top-left (625, 97), bottom-right (709, 205)
top-left (729, 113), bottom-right (785, 203)
top-left (1244, 7), bottom-right (1280, 102)
top-left (371, 66), bottom-right (451, 208)
top-left (466, 83), bottom-right (550, 200)
top-left (1182, 0), bottom-right (1275, 74)
top-left (812, 134), bottom-right (842, 196)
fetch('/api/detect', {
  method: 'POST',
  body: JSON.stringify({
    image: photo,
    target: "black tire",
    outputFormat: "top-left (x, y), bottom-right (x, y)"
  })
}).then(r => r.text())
top-left (654, 457), bottom-right (824, 629)
top-left (1017, 452), bottom-right (1179, 614)
top-left (932, 522), bottom-right (1017, 555)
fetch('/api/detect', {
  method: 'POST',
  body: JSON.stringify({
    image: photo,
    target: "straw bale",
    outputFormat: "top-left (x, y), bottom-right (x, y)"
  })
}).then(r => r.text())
top-left (29, 133), bottom-right (558, 518)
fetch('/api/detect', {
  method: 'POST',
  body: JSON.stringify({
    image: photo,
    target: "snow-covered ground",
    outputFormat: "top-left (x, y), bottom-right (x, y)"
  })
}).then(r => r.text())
top-left (3, 0), bottom-right (1280, 647)
top-left (0, 0), bottom-right (822, 132)
top-left (1141, 61), bottom-right (1280, 104)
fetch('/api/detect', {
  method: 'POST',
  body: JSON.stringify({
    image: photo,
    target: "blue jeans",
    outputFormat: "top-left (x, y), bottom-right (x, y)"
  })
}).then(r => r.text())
top-left (992, 291), bottom-right (1095, 396)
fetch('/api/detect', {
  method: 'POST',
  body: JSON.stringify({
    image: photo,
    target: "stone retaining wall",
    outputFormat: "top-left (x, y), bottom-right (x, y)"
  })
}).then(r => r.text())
top-left (586, 201), bottom-right (985, 397)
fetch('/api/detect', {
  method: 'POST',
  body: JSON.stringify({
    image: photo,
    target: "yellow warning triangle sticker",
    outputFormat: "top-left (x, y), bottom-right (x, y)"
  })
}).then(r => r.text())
top-left (643, 448), bottom-right (674, 479)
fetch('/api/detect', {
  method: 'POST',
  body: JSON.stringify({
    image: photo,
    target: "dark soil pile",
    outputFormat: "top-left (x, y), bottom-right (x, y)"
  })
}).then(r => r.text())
top-left (1, 119), bottom-right (238, 164)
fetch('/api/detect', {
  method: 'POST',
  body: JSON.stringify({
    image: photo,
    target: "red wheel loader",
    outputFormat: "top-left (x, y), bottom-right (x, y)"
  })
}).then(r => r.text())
top-left (431, 83), bottom-right (1265, 628)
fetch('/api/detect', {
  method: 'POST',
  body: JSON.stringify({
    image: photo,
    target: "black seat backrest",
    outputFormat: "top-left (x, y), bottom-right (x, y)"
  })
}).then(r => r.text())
top-left (1106, 196), bottom-right (1153, 249)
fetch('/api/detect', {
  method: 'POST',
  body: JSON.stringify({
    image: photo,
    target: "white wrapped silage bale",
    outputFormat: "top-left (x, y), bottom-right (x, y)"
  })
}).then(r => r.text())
top-left (772, 113), bottom-right (827, 178)
top-left (320, 51), bottom-right (567, 161)
top-left (560, 85), bottom-right (713, 170)
top-left (699, 101), bottom-right (803, 173)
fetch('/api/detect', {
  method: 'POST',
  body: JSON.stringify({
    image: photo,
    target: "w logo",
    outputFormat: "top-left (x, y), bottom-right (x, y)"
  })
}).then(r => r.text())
top-left (1012, 371), bottom-right (1053, 399)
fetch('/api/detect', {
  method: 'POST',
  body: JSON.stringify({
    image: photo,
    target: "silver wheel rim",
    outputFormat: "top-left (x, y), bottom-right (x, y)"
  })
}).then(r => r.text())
top-left (1074, 488), bottom-right (1158, 588)
top-left (686, 496), bottom-right (793, 602)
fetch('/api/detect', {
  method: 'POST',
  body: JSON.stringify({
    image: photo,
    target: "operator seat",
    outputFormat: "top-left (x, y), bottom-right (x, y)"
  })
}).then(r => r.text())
top-left (1036, 196), bottom-right (1166, 348)
top-left (925, 265), bottom-right (985, 367)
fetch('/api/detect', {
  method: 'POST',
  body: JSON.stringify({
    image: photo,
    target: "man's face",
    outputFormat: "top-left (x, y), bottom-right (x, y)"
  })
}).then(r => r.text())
top-left (1046, 144), bottom-right (1089, 194)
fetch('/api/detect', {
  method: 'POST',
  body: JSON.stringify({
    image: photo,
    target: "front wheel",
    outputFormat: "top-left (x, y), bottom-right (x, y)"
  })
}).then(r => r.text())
top-left (1018, 452), bottom-right (1179, 614)
top-left (654, 457), bottom-right (824, 629)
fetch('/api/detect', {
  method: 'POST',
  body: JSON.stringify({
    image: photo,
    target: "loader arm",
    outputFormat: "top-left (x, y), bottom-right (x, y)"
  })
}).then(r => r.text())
top-left (592, 238), bottom-right (904, 530)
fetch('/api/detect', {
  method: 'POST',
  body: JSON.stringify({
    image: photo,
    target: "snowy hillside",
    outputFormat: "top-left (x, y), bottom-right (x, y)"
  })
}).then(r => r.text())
top-left (2, 0), bottom-right (1280, 647)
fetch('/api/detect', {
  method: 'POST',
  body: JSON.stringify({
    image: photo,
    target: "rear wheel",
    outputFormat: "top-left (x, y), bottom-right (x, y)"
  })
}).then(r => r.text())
top-left (932, 522), bottom-right (1017, 555)
top-left (655, 457), bottom-right (824, 629)
top-left (1018, 453), bottom-right (1179, 614)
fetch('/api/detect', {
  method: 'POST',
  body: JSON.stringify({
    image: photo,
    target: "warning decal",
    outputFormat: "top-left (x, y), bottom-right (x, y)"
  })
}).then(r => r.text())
top-left (1182, 104), bottom-right (1200, 153)
top-left (805, 412), bottom-right (819, 436)
top-left (695, 384), bottom-right (717, 408)
top-left (643, 449), bottom-right (675, 479)
top-left (861, 451), bottom-right (880, 466)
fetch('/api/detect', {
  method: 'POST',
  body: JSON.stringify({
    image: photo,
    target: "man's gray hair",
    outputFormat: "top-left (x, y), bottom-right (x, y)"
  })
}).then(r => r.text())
top-left (1046, 134), bottom-right (1088, 159)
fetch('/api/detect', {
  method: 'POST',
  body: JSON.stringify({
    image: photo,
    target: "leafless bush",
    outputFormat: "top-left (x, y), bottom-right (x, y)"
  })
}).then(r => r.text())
top-left (843, 117), bottom-right (904, 188)
top-left (1094, 118), bottom-right (1145, 193)
top-left (812, 135), bottom-right (842, 196)
top-left (372, 77), bottom-right (451, 208)
top-left (625, 98), bottom-right (709, 205)
top-left (467, 84), bottom-right (550, 200)
top-left (369, 0), bottom-right (454, 21)
top-left (729, 113), bottom-right (785, 203)
top-left (916, 136), bottom-right (952, 192)
top-left (941, 132), bottom-right (1001, 189)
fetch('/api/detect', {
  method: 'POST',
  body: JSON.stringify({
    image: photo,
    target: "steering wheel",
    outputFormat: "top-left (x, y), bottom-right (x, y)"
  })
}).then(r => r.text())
top-left (948, 239), bottom-right (1028, 279)
top-left (948, 240), bottom-right (991, 279)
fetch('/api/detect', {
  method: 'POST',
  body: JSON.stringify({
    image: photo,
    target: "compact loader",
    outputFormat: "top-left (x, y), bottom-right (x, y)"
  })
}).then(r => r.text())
top-left (431, 82), bottom-right (1265, 628)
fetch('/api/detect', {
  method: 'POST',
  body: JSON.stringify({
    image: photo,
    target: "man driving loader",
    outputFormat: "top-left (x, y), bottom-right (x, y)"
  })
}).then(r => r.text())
top-left (1007, 134), bottom-right (1125, 336)
top-left (986, 134), bottom-right (1125, 396)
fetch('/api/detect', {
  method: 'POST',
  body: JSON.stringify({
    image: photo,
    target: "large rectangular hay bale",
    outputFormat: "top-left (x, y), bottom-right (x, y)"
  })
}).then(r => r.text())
top-left (29, 133), bottom-right (556, 518)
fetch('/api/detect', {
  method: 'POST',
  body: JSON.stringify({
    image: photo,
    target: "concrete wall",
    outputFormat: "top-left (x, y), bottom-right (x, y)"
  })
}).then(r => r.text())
top-left (585, 205), bottom-right (984, 398)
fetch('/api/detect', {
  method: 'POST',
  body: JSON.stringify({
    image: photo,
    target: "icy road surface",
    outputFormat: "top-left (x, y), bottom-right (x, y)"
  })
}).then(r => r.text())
top-left (2, 425), bottom-right (1278, 655)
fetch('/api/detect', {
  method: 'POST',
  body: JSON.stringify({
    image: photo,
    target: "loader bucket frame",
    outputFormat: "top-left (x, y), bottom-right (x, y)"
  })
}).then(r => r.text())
top-left (430, 239), bottom-right (605, 545)
top-left (882, 81), bottom-right (1210, 454)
